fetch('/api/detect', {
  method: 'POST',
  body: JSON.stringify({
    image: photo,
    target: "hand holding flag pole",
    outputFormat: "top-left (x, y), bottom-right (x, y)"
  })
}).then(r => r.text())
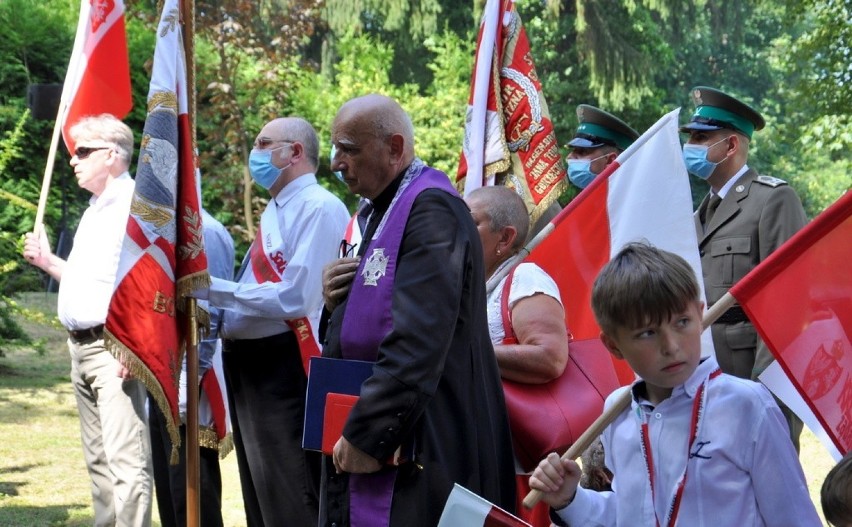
top-left (523, 296), bottom-right (735, 508)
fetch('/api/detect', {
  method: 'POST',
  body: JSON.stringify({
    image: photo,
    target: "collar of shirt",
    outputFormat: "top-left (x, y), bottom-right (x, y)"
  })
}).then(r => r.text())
top-left (89, 172), bottom-right (132, 209)
top-left (716, 164), bottom-right (749, 199)
top-left (631, 356), bottom-right (720, 411)
top-left (272, 172), bottom-right (317, 208)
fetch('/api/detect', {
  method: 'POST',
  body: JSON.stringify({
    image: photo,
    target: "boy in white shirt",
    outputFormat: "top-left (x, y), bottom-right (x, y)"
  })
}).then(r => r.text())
top-left (530, 242), bottom-right (821, 526)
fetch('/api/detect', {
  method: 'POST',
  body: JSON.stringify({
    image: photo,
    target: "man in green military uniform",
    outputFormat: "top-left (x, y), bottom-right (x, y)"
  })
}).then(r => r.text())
top-left (565, 104), bottom-right (640, 189)
top-left (681, 86), bottom-right (807, 450)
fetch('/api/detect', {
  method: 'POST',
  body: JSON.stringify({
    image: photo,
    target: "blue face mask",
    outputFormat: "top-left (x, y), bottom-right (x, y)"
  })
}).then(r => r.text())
top-left (249, 146), bottom-right (290, 190)
top-left (329, 144), bottom-right (344, 183)
top-left (682, 137), bottom-right (729, 180)
top-left (567, 153), bottom-right (608, 189)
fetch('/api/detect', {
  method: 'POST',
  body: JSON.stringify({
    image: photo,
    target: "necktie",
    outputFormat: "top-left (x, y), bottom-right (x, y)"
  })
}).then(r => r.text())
top-left (704, 194), bottom-right (722, 227)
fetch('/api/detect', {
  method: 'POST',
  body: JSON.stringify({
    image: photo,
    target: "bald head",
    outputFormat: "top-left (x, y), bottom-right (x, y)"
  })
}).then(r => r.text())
top-left (265, 117), bottom-right (320, 168)
top-left (335, 94), bottom-right (415, 161)
top-left (330, 94), bottom-right (417, 199)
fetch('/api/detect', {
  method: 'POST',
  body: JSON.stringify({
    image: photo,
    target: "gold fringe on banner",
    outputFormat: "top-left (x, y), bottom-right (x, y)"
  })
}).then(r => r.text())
top-left (104, 328), bottom-right (182, 464)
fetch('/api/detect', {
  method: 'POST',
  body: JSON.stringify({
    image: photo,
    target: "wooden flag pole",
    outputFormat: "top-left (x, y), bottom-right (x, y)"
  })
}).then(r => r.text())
top-left (523, 292), bottom-right (737, 509)
top-left (180, 0), bottom-right (200, 525)
top-left (33, 100), bottom-right (68, 235)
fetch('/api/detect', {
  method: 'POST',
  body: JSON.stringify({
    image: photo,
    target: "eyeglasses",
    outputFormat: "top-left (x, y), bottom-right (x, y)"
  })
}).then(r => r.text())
top-left (339, 239), bottom-right (358, 258)
top-left (74, 146), bottom-right (110, 159)
top-left (253, 138), bottom-right (294, 150)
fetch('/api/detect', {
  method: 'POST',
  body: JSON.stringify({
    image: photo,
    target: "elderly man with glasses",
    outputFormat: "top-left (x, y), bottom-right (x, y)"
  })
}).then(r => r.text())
top-left (23, 113), bottom-right (153, 526)
top-left (194, 117), bottom-right (349, 525)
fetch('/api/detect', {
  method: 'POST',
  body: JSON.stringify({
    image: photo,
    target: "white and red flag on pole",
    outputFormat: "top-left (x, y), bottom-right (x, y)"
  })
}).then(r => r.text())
top-left (438, 484), bottom-right (531, 527)
top-left (524, 109), bottom-right (714, 385)
top-left (61, 0), bottom-right (132, 153)
top-left (105, 0), bottom-right (209, 456)
top-left (457, 0), bottom-right (566, 226)
top-left (731, 190), bottom-right (852, 455)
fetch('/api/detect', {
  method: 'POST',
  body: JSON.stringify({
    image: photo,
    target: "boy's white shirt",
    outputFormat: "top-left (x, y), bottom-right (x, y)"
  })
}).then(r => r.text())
top-left (555, 356), bottom-right (821, 527)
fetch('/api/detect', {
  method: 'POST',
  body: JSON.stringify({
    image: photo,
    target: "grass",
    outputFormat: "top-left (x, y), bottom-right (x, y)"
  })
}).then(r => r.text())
top-left (0, 293), bottom-right (837, 525)
top-left (0, 293), bottom-right (247, 527)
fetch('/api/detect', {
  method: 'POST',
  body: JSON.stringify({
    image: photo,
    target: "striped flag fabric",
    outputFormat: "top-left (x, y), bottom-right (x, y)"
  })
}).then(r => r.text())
top-left (525, 109), bottom-right (714, 384)
top-left (731, 190), bottom-right (852, 454)
top-left (457, 0), bottom-right (566, 226)
top-left (438, 484), bottom-right (531, 527)
top-left (104, 0), bottom-right (209, 456)
top-left (61, 0), bottom-right (132, 153)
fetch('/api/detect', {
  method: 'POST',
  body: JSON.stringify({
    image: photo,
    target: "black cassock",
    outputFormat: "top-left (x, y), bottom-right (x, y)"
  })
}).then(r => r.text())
top-left (320, 182), bottom-right (516, 527)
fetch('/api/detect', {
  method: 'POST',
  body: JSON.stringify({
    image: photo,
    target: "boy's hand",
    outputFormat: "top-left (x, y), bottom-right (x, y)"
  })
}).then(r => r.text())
top-left (529, 452), bottom-right (582, 510)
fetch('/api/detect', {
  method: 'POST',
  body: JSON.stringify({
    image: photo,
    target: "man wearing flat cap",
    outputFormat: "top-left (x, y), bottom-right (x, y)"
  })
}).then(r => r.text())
top-left (565, 104), bottom-right (640, 189)
top-left (682, 86), bottom-right (807, 449)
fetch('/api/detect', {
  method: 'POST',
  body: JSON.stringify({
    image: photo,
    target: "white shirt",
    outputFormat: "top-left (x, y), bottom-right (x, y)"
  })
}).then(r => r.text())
top-left (58, 172), bottom-right (134, 330)
top-left (485, 262), bottom-right (562, 344)
top-left (209, 174), bottom-right (349, 340)
top-left (554, 356), bottom-right (821, 527)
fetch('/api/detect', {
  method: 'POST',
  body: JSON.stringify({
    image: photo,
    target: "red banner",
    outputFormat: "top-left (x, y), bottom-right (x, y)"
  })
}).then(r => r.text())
top-left (731, 190), bottom-right (852, 454)
top-left (457, 0), bottom-right (566, 226)
top-left (105, 0), bottom-right (209, 456)
top-left (61, 0), bottom-right (132, 153)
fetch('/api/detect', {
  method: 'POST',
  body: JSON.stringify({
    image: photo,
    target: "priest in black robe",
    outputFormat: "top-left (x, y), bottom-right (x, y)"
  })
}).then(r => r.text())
top-left (318, 94), bottom-right (516, 527)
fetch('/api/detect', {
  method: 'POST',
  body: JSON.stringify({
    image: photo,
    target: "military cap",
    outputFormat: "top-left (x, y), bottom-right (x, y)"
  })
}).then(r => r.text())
top-left (680, 86), bottom-right (765, 139)
top-left (567, 105), bottom-right (639, 151)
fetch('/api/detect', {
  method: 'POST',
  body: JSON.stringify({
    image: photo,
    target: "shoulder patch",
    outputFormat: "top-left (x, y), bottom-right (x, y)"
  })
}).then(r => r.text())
top-left (755, 175), bottom-right (787, 188)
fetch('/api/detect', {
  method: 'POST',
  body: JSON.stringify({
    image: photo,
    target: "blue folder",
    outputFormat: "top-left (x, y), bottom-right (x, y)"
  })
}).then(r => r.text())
top-left (302, 356), bottom-right (374, 451)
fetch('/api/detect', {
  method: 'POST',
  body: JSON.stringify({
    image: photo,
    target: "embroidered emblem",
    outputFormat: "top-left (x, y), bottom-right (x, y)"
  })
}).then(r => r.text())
top-left (692, 88), bottom-right (703, 106)
top-left (270, 251), bottom-right (287, 275)
top-left (362, 248), bottom-right (389, 286)
top-left (91, 0), bottom-right (116, 33)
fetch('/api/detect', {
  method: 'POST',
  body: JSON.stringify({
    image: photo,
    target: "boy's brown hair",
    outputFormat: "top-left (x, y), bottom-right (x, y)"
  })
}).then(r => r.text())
top-left (822, 451), bottom-right (852, 527)
top-left (592, 242), bottom-right (700, 336)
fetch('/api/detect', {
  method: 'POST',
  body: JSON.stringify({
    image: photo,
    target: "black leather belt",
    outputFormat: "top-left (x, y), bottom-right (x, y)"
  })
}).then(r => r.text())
top-left (713, 305), bottom-right (750, 325)
top-left (68, 324), bottom-right (105, 344)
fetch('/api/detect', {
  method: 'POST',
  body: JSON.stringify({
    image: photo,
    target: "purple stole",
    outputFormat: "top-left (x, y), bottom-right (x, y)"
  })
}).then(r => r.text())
top-left (339, 162), bottom-right (457, 527)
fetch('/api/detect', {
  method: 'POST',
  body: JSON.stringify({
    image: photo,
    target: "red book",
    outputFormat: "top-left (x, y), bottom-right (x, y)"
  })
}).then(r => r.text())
top-left (322, 393), bottom-right (358, 455)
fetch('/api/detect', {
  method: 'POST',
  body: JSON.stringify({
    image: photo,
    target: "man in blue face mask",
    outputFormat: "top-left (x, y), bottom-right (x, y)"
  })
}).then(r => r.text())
top-left (565, 104), bottom-right (639, 189)
top-left (681, 86), bottom-right (808, 451)
top-left (197, 117), bottom-right (350, 525)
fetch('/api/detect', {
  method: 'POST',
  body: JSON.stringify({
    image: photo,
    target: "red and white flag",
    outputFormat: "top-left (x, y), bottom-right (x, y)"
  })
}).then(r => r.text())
top-left (457, 0), bottom-right (566, 226)
top-left (61, 0), bottom-right (132, 153)
top-left (731, 190), bottom-right (852, 455)
top-left (438, 484), bottom-right (531, 527)
top-left (105, 0), bottom-right (209, 455)
top-left (525, 109), bottom-right (714, 385)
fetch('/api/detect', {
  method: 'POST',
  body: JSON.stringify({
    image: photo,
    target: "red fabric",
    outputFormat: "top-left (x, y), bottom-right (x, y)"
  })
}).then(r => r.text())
top-left (106, 253), bottom-right (181, 415)
top-left (62, 0), bottom-right (131, 153)
top-left (105, 0), bottom-right (208, 450)
top-left (526, 161), bottom-right (634, 385)
top-left (731, 190), bottom-right (852, 453)
top-left (248, 224), bottom-right (321, 375)
top-left (201, 368), bottom-right (227, 441)
top-left (457, 0), bottom-right (565, 218)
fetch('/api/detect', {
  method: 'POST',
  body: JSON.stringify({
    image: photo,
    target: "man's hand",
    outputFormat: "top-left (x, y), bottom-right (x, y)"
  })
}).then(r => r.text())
top-left (332, 436), bottom-right (382, 474)
top-left (23, 228), bottom-right (52, 270)
top-left (117, 362), bottom-right (134, 380)
top-left (322, 257), bottom-right (360, 311)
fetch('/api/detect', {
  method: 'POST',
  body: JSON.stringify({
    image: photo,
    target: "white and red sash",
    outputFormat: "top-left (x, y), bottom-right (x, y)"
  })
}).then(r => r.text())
top-left (248, 206), bottom-right (321, 375)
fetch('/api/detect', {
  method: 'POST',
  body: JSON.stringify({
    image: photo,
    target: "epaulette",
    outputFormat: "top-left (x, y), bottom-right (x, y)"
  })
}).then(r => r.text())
top-left (755, 175), bottom-right (787, 188)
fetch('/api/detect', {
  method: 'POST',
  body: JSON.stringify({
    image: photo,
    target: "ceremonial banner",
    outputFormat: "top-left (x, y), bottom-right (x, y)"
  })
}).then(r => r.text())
top-left (526, 109), bottom-right (713, 384)
top-left (731, 190), bottom-right (852, 454)
top-left (61, 0), bottom-right (132, 153)
top-left (105, 0), bottom-right (209, 455)
top-left (438, 484), bottom-right (531, 527)
top-left (457, 0), bottom-right (566, 226)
